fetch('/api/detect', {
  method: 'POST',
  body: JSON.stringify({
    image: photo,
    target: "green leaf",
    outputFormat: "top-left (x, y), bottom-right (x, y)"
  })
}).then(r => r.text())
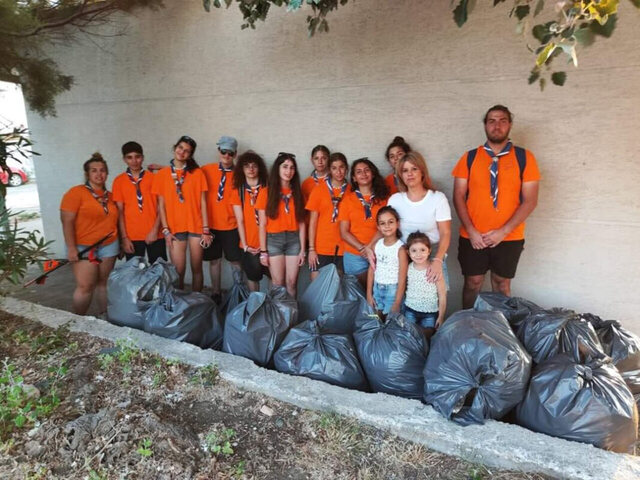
top-left (203, 0), bottom-right (211, 12)
top-left (14, 415), bottom-right (26, 428)
top-left (539, 77), bottom-right (546, 91)
top-left (532, 22), bottom-right (554, 43)
top-left (551, 71), bottom-right (567, 86)
top-left (534, 0), bottom-right (545, 16)
top-left (453, 0), bottom-right (474, 27)
top-left (574, 27), bottom-right (595, 46)
top-left (514, 5), bottom-right (530, 20)
top-left (559, 43), bottom-right (578, 66)
top-left (536, 43), bottom-right (557, 66)
top-left (493, 0), bottom-right (507, 5)
top-left (590, 13), bottom-right (617, 37)
top-left (630, 0), bottom-right (640, 7)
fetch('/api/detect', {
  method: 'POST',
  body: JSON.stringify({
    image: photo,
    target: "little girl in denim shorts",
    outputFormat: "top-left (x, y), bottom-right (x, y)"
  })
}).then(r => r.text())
top-left (366, 206), bottom-right (408, 318)
top-left (404, 231), bottom-right (447, 339)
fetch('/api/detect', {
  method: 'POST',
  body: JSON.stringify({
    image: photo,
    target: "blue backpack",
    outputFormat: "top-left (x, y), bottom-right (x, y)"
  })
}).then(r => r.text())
top-left (466, 146), bottom-right (527, 202)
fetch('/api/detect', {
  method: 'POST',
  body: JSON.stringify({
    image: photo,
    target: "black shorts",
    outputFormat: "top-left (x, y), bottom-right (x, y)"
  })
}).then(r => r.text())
top-left (240, 251), bottom-right (270, 282)
top-left (203, 229), bottom-right (242, 262)
top-left (309, 254), bottom-right (344, 273)
top-left (457, 236), bottom-right (524, 279)
top-left (125, 238), bottom-right (167, 264)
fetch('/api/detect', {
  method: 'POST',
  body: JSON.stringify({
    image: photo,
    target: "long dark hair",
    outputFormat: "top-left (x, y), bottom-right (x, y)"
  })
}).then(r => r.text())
top-left (266, 153), bottom-right (304, 222)
top-left (233, 151), bottom-right (269, 190)
top-left (172, 135), bottom-right (199, 173)
top-left (349, 157), bottom-right (389, 204)
top-left (385, 136), bottom-right (411, 160)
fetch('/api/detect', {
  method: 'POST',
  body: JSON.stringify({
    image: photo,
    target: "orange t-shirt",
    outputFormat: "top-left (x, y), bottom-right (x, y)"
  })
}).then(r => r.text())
top-left (202, 163), bottom-right (237, 231)
top-left (305, 182), bottom-right (350, 256)
top-left (384, 173), bottom-right (399, 195)
top-left (60, 185), bottom-right (118, 246)
top-left (337, 191), bottom-right (387, 255)
top-left (151, 166), bottom-right (208, 234)
top-left (229, 185), bottom-right (267, 249)
top-left (112, 171), bottom-right (161, 241)
top-left (302, 173), bottom-right (328, 203)
top-left (451, 146), bottom-right (541, 241)
top-left (255, 187), bottom-right (300, 234)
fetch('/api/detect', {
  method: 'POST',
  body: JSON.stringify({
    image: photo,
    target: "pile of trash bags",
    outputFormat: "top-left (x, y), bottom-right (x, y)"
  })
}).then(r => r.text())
top-left (106, 261), bottom-right (639, 453)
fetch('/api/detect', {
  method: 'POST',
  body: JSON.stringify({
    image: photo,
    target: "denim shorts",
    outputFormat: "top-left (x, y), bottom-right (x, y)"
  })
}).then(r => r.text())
top-left (373, 282), bottom-right (398, 315)
top-left (343, 252), bottom-right (369, 276)
top-left (174, 231), bottom-right (202, 241)
top-left (267, 231), bottom-right (301, 256)
top-left (403, 305), bottom-right (438, 329)
top-left (70, 239), bottom-right (120, 260)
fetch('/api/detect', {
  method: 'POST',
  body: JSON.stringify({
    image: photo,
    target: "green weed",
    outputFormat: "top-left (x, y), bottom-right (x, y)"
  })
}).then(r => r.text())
top-left (205, 427), bottom-right (236, 456)
top-left (231, 459), bottom-right (246, 478)
top-left (97, 339), bottom-right (142, 374)
top-left (191, 363), bottom-right (219, 386)
top-left (136, 437), bottom-right (153, 457)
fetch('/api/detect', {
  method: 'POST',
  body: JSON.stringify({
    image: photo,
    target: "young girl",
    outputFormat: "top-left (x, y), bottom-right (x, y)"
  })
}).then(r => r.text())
top-left (404, 231), bottom-right (447, 339)
top-left (366, 206), bottom-right (408, 318)
top-left (152, 136), bottom-right (212, 291)
top-left (301, 145), bottom-right (330, 202)
top-left (258, 153), bottom-right (306, 298)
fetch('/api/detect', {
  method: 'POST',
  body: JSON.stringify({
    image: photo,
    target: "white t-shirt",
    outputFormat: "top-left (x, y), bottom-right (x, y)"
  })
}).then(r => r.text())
top-left (387, 190), bottom-right (451, 244)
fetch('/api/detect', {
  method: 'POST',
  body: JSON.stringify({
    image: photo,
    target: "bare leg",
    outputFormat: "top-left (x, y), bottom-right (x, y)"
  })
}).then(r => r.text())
top-left (95, 256), bottom-right (117, 314)
top-left (247, 279), bottom-right (260, 292)
top-left (189, 236), bottom-right (205, 292)
top-left (209, 258), bottom-right (222, 295)
top-left (284, 255), bottom-right (301, 298)
top-left (268, 254), bottom-right (286, 289)
top-left (168, 239), bottom-right (188, 289)
top-left (355, 272), bottom-right (368, 291)
top-left (71, 260), bottom-right (98, 315)
top-left (462, 274), bottom-right (485, 309)
top-left (310, 270), bottom-right (319, 281)
top-left (490, 272), bottom-right (512, 297)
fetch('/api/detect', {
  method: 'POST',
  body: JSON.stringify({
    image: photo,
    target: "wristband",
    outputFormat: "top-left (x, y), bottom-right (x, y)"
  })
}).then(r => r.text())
top-left (432, 257), bottom-right (443, 263)
top-left (162, 227), bottom-right (171, 236)
top-left (358, 245), bottom-right (366, 252)
top-left (243, 245), bottom-right (249, 252)
top-left (260, 252), bottom-right (268, 257)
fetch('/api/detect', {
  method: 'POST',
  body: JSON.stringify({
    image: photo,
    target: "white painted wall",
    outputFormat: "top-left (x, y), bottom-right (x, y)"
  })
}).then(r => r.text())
top-left (26, 1), bottom-right (640, 333)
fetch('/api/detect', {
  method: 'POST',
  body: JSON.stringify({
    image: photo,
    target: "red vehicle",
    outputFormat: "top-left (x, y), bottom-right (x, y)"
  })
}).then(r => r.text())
top-left (0, 165), bottom-right (28, 187)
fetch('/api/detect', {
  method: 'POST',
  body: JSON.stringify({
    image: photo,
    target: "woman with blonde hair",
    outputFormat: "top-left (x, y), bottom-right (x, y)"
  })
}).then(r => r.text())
top-left (387, 151), bottom-right (452, 284)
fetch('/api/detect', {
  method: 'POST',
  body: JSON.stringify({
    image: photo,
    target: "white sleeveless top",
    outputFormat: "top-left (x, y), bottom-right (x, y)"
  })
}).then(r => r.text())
top-left (405, 263), bottom-right (439, 312)
top-left (374, 239), bottom-right (403, 285)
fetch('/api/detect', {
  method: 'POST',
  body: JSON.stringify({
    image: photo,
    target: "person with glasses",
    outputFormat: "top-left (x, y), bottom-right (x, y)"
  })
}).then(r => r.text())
top-left (202, 136), bottom-right (242, 304)
top-left (301, 145), bottom-right (330, 202)
top-left (338, 158), bottom-right (389, 288)
top-left (152, 136), bottom-right (212, 291)
top-left (306, 152), bottom-right (350, 280)
top-left (230, 151), bottom-right (270, 292)
top-left (257, 153), bottom-right (306, 298)
top-left (60, 153), bottom-right (119, 315)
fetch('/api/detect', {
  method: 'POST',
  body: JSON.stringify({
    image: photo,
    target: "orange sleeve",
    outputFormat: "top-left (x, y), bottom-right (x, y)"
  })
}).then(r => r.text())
top-left (111, 174), bottom-right (125, 203)
top-left (337, 194), bottom-right (352, 222)
top-left (60, 187), bottom-right (82, 212)
top-left (451, 153), bottom-right (470, 178)
top-left (229, 187), bottom-right (241, 206)
top-left (523, 150), bottom-right (541, 182)
top-left (255, 187), bottom-right (268, 210)
top-left (305, 184), bottom-right (322, 212)
top-left (384, 174), bottom-right (399, 195)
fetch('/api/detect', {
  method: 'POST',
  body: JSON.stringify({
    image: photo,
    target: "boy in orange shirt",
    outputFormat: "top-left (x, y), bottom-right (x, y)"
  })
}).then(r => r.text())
top-left (112, 141), bottom-right (166, 264)
top-left (202, 136), bottom-right (242, 304)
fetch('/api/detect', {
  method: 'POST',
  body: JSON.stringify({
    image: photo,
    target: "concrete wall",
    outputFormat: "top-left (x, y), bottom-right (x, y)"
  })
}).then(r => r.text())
top-left (27, 1), bottom-right (640, 332)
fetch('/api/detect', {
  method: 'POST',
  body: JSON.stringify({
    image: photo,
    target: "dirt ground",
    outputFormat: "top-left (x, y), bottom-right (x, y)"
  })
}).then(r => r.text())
top-left (0, 310), bottom-right (552, 480)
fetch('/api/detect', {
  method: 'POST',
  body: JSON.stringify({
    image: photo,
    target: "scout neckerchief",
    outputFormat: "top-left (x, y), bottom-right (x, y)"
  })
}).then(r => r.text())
top-left (325, 177), bottom-right (347, 223)
top-left (126, 168), bottom-right (145, 212)
top-left (244, 183), bottom-right (261, 226)
top-left (281, 191), bottom-right (292, 214)
top-left (393, 175), bottom-right (399, 189)
top-left (170, 160), bottom-right (185, 203)
top-left (311, 170), bottom-right (327, 184)
top-left (84, 182), bottom-right (109, 215)
top-left (483, 141), bottom-right (512, 209)
top-left (217, 162), bottom-right (233, 201)
top-left (355, 189), bottom-right (374, 220)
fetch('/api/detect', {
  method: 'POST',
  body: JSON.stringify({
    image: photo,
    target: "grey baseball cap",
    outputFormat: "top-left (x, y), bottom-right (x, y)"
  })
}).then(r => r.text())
top-left (217, 136), bottom-right (238, 153)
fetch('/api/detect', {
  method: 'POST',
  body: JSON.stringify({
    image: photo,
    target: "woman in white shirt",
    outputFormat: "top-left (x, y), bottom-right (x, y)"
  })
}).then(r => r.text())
top-left (387, 151), bottom-right (451, 284)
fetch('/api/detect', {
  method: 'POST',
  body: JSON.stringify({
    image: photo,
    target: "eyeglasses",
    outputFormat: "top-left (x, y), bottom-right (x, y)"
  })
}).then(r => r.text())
top-left (219, 149), bottom-right (236, 156)
top-left (243, 163), bottom-right (258, 169)
top-left (278, 152), bottom-right (296, 159)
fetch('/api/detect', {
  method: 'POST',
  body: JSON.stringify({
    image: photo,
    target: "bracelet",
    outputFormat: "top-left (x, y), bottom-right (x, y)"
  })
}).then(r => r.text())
top-left (202, 232), bottom-right (212, 236)
top-left (260, 250), bottom-right (267, 253)
top-left (162, 227), bottom-right (171, 236)
top-left (243, 245), bottom-right (249, 252)
top-left (358, 245), bottom-right (366, 252)
top-left (432, 257), bottom-right (443, 263)
top-left (308, 247), bottom-right (316, 251)
top-left (203, 226), bottom-right (210, 233)
top-left (260, 252), bottom-right (268, 257)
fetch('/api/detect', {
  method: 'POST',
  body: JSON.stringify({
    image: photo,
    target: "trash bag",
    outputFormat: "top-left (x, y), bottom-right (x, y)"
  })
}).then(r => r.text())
top-left (517, 308), bottom-right (605, 364)
top-left (424, 310), bottom-right (531, 426)
top-left (299, 264), bottom-right (370, 333)
top-left (516, 353), bottom-right (638, 453)
top-left (220, 269), bottom-right (250, 318)
top-left (222, 287), bottom-right (298, 366)
top-left (274, 319), bottom-right (369, 391)
top-left (144, 290), bottom-right (223, 349)
top-left (583, 313), bottom-right (640, 401)
top-left (354, 313), bottom-right (428, 399)
top-left (107, 257), bottom-right (178, 329)
top-left (473, 292), bottom-right (542, 331)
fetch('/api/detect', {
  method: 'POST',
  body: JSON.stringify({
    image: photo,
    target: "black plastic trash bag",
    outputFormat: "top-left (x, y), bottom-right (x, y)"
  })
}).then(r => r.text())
top-left (516, 353), bottom-right (638, 453)
top-left (274, 319), bottom-right (369, 391)
top-left (354, 313), bottom-right (428, 399)
top-left (473, 292), bottom-right (542, 331)
top-left (517, 308), bottom-right (605, 364)
top-left (107, 257), bottom-right (178, 329)
top-left (144, 290), bottom-right (223, 349)
top-left (223, 287), bottom-right (298, 366)
top-left (220, 269), bottom-right (250, 318)
top-left (424, 310), bottom-right (531, 426)
top-left (583, 313), bottom-right (640, 401)
top-left (299, 264), bottom-right (370, 333)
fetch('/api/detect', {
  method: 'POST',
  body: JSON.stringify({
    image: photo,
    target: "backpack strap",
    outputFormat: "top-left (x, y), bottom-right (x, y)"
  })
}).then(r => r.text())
top-left (514, 146), bottom-right (527, 203)
top-left (465, 148), bottom-right (479, 200)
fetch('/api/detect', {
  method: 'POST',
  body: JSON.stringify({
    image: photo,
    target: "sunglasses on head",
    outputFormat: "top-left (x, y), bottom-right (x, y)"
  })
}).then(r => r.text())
top-left (219, 149), bottom-right (236, 156)
top-left (278, 152), bottom-right (296, 159)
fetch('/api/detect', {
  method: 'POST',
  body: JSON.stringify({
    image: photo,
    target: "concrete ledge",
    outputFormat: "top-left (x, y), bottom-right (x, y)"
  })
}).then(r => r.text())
top-left (2, 296), bottom-right (639, 480)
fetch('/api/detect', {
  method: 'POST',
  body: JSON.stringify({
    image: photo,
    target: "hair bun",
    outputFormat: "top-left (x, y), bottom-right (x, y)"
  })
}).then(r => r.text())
top-left (393, 136), bottom-right (405, 143)
top-left (90, 152), bottom-right (104, 161)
